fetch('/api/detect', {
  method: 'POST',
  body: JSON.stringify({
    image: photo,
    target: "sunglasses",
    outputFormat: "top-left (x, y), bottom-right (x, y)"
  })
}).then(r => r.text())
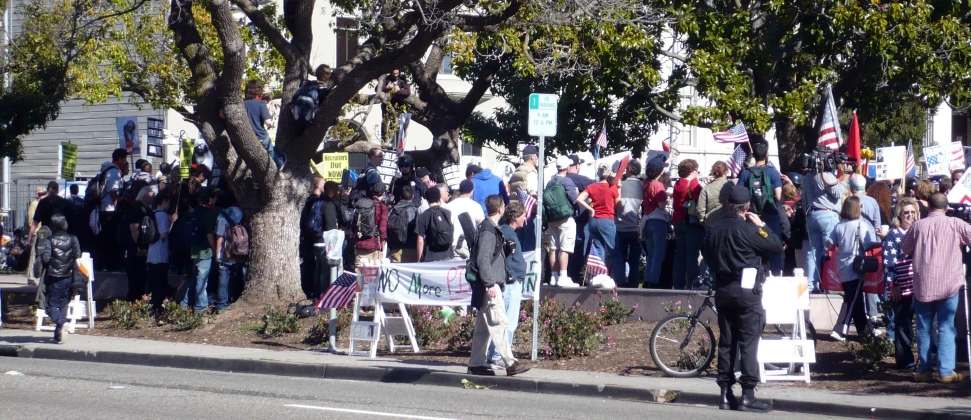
top-left (901, 211), bottom-right (917, 215)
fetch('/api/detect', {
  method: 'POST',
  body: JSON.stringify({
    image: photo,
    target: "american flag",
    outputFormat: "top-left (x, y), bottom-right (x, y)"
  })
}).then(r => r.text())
top-left (905, 140), bottom-right (916, 177)
top-left (725, 144), bottom-right (748, 177)
top-left (712, 122), bottom-right (750, 144)
top-left (595, 126), bottom-right (608, 148)
top-left (315, 271), bottom-right (359, 309)
top-left (585, 247), bottom-right (608, 277)
top-left (817, 85), bottom-right (842, 151)
top-left (952, 142), bottom-right (966, 167)
top-left (520, 188), bottom-right (537, 220)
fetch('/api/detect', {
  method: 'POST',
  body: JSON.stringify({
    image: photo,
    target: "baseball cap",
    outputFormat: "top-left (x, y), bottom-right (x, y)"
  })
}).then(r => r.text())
top-left (728, 184), bottom-right (751, 205)
top-left (849, 174), bottom-right (867, 192)
top-left (568, 154), bottom-right (584, 166)
top-left (522, 145), bottom-right (538, 157)
top-left (646, 154), bottom-right (667, 173)
top-left (416, 168), bottom-right (430, 178)
top-left (555, 156), bottom-right (572, 170)
top-left (35, 186), bottom-right (47, 195)
top-left (459, 179), bottom-right (474, 194)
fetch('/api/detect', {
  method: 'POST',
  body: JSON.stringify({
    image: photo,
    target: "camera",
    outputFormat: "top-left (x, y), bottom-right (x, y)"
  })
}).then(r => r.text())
top-left (947, 203), bottom-right (971, 222)
top-left (800, 147), bottom-right (853, 174)
top-left (503, 239), bottom-right (517, 257)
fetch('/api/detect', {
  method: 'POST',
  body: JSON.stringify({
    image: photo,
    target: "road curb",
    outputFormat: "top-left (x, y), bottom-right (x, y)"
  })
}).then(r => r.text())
top-left (1, 343), bottom-right (968, 419)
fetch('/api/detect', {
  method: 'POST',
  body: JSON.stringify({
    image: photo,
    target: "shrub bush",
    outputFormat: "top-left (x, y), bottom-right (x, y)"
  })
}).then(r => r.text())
top-left (157, 301), bottom-right (208, 331)
top-left (106, 299), bottom-right (140, 329)
top-left (259, 305), bottom-right (300, 337)
top-left (304, 309), bottom-right (353, 345)
top-left (445, 314), bottom-right (476, 351)
top-left (597, 291), bottom-right (636, 326)
top-left (539, 298), bottom-right (603, 358)
top-left (408, 306), bottom-right (448, 347)
top-left (845, 335), bottom-right (894, 372)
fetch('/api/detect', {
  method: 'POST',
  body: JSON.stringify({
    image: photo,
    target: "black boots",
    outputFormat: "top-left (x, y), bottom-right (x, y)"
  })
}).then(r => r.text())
top-left (719, 386), bottom-right (738, 410)
top-left (740, 388), bottom-right (771, 412)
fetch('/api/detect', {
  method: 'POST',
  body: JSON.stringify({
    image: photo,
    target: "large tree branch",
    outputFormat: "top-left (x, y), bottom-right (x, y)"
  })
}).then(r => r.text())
top-left (229, 0), bottom-right (300, 62)
top-left (455, 1), bottom-right (524, 28)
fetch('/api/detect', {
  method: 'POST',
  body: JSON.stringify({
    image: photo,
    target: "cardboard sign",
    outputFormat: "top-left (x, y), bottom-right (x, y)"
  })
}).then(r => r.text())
top-left (323, 153), bottom-right (349, 182)
top-left (179, 137), bottom-right (194, 178)
top-left (377, 150), bottom-right (398, 185)
top-left (116, 116), bottom-right (139, 154)
top-left (873, 146), bottom-right (905, 180)
top-left (60, 142), bottom-right (77, 180)
top-left (947, 170), bottom-right (971, 205)
top-left (146, 117), bottom-right (164, 158)
top-left (443, 164), bottom-right (462, 190)
top-left (358, 265), bottom-right (379, 307)
top-left (350, 321), bottom-right (378, 341)
top-left (924, 144), bottom-right (950, 177)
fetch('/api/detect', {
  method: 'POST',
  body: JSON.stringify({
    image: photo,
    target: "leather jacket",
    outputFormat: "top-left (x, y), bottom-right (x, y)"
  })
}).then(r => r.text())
top-left (41, 231), bottom-right (80, 279)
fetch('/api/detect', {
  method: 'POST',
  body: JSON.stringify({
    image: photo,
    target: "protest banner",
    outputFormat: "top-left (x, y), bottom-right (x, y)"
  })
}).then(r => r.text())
top-left (60, 142), bottom-right (77, 180)
top-left (948, 170), bottom-right (971, 205)
top-left (374, 251), bottom-right (541, 306)
top-left (924, 144), bottom-right (950, 177)
top-left (179, 137), bottom-right (194, 178)
top-left (323, 153), bottom-right (349, 182)
top-left (952, 141), bottom-right (967, 171)
top-left (874, 146), bottom-right (905, 180)
top-left (116, 116), bottom-right (139, 154)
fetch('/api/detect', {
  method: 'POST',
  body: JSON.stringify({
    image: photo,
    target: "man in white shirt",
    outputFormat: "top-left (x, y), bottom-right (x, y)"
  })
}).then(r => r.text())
top-left (97, 148), bottom-right (129, 272)
top-left (445, 180), bottom-right (485, 258)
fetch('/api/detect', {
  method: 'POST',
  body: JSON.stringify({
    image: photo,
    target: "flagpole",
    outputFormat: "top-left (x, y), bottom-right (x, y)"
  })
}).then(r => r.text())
top-left (532, 135), bottom-right (544, 361)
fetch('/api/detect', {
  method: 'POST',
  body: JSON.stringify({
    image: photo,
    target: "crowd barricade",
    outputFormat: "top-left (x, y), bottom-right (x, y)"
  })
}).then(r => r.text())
top-left (759, 272), bottom-right (815, 383)
top-left (348, 251), bottom-right (541, 358)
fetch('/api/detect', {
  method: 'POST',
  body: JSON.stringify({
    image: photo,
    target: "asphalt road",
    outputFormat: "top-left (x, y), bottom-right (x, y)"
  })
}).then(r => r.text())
top-left (0, 358), bottom-right (844, 419)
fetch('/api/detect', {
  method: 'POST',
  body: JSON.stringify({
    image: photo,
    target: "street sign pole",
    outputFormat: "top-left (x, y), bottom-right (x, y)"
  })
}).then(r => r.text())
top-left (527, 92), bottom-right (557, 361)
top-left (532, 135), bottom-right (544, 361)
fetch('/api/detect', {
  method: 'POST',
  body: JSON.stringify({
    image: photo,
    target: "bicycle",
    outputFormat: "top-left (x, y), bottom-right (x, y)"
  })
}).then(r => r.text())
top-left (649, 274), bottom-right (818, 378)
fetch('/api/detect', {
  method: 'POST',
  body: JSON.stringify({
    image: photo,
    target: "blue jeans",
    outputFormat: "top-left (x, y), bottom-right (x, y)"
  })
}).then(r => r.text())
top-left (611, 231), bottom-right (642, 288)
top-left (762, 214), bottom-right (784, 275)
top-left (488, 281), bottom-right (523, 364)
top-left (915, 293), bottom-right (960, 377)
top-left (588, 218), bottom-right (617, 266)
top-left (181, 257), bottom-right (212, 311)
top-left (568, 220), bottom-right (591, 280)
top-left (642, 219), bottom-right (669, 286)
top-left (214, 261), bottom-right (247, 311)
top-left (44, 275), bottom-right (73, 327)
top-left (673, 221), bottom-right (705, 290)
top-left (806, 210), bottom-right (839, 291)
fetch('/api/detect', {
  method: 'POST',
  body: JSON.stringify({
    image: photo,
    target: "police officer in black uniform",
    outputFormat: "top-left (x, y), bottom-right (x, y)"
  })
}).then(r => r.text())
top-left (703, 184), bottom-right (783, 412)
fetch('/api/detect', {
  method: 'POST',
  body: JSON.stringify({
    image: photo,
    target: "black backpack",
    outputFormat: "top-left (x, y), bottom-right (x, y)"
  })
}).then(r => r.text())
top-left (387, 202), bottom-right (416, 246)
top-left (138, 209), bottom-right (161, 248)
top-left (354, 198), bottom-right (379, 239)
top-left (83, 165), bottom-right (118, 214)
top-left (424, 207), bottom-right (454, 249)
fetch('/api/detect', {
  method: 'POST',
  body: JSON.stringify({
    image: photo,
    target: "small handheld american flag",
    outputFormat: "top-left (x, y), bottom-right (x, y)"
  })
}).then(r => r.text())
top-left (725, 144), bottom-right (748, 178)
top-left (905, 140), bottom-right (916, 177)
top-left (713, 122), bottom-right (749, 144)
top-left (585, 247), bottom-right (608, 278)
top-left (315, 271), bottom-right (359, 310)
top-left (519, 188), bottom-right (537, 221)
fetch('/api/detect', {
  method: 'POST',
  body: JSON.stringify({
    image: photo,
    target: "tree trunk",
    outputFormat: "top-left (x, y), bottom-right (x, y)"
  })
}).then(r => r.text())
top-left (410, 126), bottom-right (461, 176)
top-left (238, 166), bottom-right (310, 303)
top-left (774, 116), bottom-right (810, 172)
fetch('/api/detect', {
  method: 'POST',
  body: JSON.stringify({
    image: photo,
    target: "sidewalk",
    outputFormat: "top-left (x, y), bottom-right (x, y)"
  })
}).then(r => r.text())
top-left (1, 330), bottom-right (969, 419)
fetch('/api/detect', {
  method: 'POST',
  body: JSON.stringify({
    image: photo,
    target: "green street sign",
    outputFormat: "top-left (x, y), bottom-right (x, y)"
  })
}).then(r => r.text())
top-left (528, 93), bottom-right (558, 137)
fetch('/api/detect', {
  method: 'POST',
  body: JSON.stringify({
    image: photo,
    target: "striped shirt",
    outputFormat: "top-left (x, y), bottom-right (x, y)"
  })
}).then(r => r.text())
top-left (882, 226), bottom-right (913, 296)
top-left (901, 211), bottom-right (971, 302)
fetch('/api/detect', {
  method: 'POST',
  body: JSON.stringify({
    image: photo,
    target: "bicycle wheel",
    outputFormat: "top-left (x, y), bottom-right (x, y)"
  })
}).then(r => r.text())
top-left (650, 314), bottom-right (716, 377)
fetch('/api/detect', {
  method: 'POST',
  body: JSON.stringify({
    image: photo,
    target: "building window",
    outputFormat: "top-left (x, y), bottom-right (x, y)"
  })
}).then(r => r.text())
top-left (440, 53), bottom-right (454, 75)
top-left (336, 17), bottom-right (359, 66)
top-left (462, 141), bottom-right (481, 156)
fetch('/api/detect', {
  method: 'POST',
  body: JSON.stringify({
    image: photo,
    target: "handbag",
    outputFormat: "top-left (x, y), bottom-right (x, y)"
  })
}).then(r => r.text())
top-left (288, 299), bottom-right (319, 318)
top-left (852, 221), bottom-right (879, 274)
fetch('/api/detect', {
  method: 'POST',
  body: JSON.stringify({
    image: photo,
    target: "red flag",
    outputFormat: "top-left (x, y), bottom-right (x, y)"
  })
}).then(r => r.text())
top-left (847, 111), bottom-right (861, 169)
top-left (612, 154), bottom-right (631, 187)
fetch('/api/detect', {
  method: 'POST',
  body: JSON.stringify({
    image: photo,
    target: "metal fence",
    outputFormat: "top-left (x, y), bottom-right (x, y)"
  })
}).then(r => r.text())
top-left (1, 179), bottom-right (64, 231)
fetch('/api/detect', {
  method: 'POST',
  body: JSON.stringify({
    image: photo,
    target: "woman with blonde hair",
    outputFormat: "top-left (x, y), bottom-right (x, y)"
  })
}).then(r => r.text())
top-left (882, 197), bottom-right (919, 369)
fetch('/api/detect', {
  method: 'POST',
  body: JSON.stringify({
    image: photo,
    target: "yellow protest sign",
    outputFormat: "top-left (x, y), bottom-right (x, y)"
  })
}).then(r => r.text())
top-left (180, 137), bottom-right (194, 178)
top-left (60, 142), bottom-right (77, 180)
top-left (323, 153), bottom-right (348, 182)
top-left (311, 159), bottom-right (325, 177)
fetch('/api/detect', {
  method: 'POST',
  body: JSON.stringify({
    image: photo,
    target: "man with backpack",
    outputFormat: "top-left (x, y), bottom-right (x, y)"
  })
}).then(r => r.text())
top-left (214, 193), bottom-right (248, 312)
top-left (353, 148), bottom-right (385, 201)
top-left (416, 187), bottom-right (454, 263)
top-left (387, 185), bottom-right (420, 263)
top-left (354, 183), bottom-right (388, 266)
top-left (181, 187), bottom-right (218, 312)
top-left (123, 185), bottom-right (158, 301)
top-left (735, 139), bottom-right (785, 274)
top-left (91, 148), bottom-right (129, 271)
top-left (544, 157), bottom-right (579, 287)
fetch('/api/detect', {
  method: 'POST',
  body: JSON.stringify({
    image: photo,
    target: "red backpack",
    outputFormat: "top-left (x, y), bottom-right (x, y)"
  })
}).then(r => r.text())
top-left (221, 210), bottom-right (250, 259)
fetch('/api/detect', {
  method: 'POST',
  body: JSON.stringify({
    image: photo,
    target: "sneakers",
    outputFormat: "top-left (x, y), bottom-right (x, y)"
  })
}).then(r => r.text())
top-left (550, 277), bottom-right (559, 287)
top-left (941, 372), bottom-right (967, 383)
top-left (557, 277), bottom-right (579, 288)
top-left (53, 325), bottom-right (65, 344)
top-left (505, 361), bottom-right (532, 377)
top-left (467, 366), bottom-right (497, 376)
top-left (872, 329), bottom-right (885, 338)
top-left (829, 331), bottom-right (846, 342)
top-left (488, 359), bottom-right (508, 371)
top-left (914, 372), bottom-right (933, 383)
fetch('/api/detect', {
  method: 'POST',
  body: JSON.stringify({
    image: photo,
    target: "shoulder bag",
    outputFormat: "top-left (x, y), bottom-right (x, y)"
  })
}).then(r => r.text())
top-left (852, 221), bottom-right (879, 274)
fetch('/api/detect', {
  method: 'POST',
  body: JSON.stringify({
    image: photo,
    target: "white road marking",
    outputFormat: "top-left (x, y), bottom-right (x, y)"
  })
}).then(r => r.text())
top-left (284, 404), bottom-right (459, 420)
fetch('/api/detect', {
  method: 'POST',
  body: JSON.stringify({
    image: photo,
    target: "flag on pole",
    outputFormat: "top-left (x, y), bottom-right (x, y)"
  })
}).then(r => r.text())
top-left (905, 140), bottom-right (916, 177)
top-left (712, 122), bottom-right (750, 144)
top-left (817, 85), bottom-right (842, 151)
top-left (725, 144), bottom-right (748, 178)
top-left (585, 247), bottom-right (608, 277)
top-left (592, 125), bottom-right (607, 159)
top-left (519, 188), bottom-right (537, 220)
top-left (847, 110), bottom-right (861, 168)
top-left (315, 271), bottom-right (359, 309)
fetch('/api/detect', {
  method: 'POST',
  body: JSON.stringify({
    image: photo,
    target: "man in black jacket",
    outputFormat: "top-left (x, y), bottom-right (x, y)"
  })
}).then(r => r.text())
top-left (313, 181), bottom-right (343, 297)
top-left (703, 184), bottom-right (782, 412)
top-left (299, 177), bottom-right (324, 299)
top-left (40, 213), bottom-right (80, 344)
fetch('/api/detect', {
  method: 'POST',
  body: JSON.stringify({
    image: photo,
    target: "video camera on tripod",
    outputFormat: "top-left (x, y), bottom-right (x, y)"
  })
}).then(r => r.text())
top-left (799, 147), bottom-right (854, 174)
top-left (947, 203), bottom-right (971, 223)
